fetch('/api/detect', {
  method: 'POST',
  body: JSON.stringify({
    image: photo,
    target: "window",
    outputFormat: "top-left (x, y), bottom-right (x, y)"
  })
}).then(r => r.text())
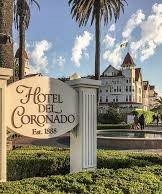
top-left (139, 88), bottom-right (141, 94)
top-left (106, 89), bottom-right (108, 92)
top-left (106, 97), bottom-right (108, 103)
top-left (126, 79), bottom-right (129, 83)
top-left (126, 96), bottom-right (128, 102)
top-left (129, 86), bottom-right (131, 92)
top-left (113, 98), bottom-right (115, 102)
top-left (100, 89), bottom-right (102, 93)
top-left (129, 78), bottom-right (131, 83)
top-left (114, 88), bottom-right (116, 92)
top-left (116, 96), bottom-right (118, 102)
top-left (100, 97), bottom-right (102, 103)
top-left (129, 95), bottom-right (132, 102)
top-left (126, 86), bottom-right (128, 92)
top-left (117, 86), bottom-right (118, 92)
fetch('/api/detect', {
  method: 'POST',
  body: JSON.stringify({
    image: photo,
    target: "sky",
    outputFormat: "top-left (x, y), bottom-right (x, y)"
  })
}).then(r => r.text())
top-left (13, 0), bottom-right (162, 95)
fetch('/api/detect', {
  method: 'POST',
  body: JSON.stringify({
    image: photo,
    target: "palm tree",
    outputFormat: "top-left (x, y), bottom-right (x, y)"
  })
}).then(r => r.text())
top-left (68, 0), bottom-right (127, 80)
top-left (14, 0), bottom-right (40, 80)
top-left (155, 97), bottom-right (162, 110)
top-left (0, 0), bottom-right (14, 82)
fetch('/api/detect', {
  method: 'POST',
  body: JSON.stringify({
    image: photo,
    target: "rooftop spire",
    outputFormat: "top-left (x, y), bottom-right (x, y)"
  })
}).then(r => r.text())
top-left (121, 52), bottom-right (135, 68)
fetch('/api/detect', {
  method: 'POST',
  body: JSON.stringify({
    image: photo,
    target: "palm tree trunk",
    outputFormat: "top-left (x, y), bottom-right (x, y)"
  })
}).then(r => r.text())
top-left (95, 0), bottom-right (101, 119)
top-left (0, 0), bottom-right (14, 82)
top-left (19, 16), bottom-right (25, 80)
top-left (95, 0), bottom-right (101, 81)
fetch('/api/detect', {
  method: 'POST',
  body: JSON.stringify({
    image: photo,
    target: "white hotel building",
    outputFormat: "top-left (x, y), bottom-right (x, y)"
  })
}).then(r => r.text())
top-left (99, 53), bottom-right (158, 113)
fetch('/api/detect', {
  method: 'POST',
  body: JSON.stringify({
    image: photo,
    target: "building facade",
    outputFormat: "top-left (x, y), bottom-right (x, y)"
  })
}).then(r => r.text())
top-left (99, 53), bottom-right (158, 113)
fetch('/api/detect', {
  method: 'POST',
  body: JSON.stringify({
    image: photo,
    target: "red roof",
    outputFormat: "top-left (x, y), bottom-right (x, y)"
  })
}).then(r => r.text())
top-left (135, 68), bottom-right (141, 81)
top-left (121, 53), bottom-right (135, 67)
top-left (15, 48), bottom-right (29, 60)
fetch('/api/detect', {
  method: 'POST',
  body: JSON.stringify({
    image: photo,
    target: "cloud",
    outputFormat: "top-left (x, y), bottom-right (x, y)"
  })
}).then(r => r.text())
top-left (109, 24), bottom-right (116, 32)
top-left (130, 3), bottom-right (162, 62)
top-left (103, 3), bottom-right (162, 67)
top-left (53, 56), bottom-right (66, 70)
top-left (103, 34), bottom-right (116, 48)
top-left (122, 9), bottom-right (145, 39)
top-left (103, 44), bottom-right (123, 68)
top-left (30, 40), bottom-right (52, 73)
top-left (71, 31), bottom-right (93, 67)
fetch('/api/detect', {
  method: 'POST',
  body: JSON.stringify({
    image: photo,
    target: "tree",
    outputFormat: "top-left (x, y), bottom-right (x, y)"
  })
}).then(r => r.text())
top-left (0, 0), bottom-right (14, 82)
top-left (14, 0), bottom-right (40, 80)
top-left (153, 97), bottom-right (162, 112)
top-left (68, 0), bottom-right (127, 80)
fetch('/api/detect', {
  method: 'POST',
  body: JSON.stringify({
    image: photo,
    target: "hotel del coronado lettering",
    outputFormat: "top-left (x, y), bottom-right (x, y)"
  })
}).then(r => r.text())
top-left (7, 77), bottom-right (78, 139)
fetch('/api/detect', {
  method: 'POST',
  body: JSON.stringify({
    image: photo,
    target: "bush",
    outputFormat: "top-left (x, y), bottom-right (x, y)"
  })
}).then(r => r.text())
top-left (3, 146), bottom-right (162, 193)
top-left (7, 146), bottom-right (70, 181)
top-left (7, 146), bottom-right (162, 181)
top-left (132, 110), bottom-right (155, 124)
top-left (98, 108), bottom-right (125, 124)
top-left (1, 167), bottom-right (162, 193)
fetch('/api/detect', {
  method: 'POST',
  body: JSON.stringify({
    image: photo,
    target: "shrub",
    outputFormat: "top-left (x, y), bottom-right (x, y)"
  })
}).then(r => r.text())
top-left (0, 167), bottom-right (162, 193)
top-left (98, 108), bottom-right (125, 124)
top-left (132, 110), bottom-right (155, 124)
top-left (7, 146), bottom-right (70, 181)
top-left (1, 147), bottom-right (162, 193)
top-left (7, 146), bottom-right (162, 181)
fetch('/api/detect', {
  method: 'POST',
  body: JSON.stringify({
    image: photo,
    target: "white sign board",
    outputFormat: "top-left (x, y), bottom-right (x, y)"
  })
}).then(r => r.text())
top-left (127, 115), bottom-right (134, 124)
top-left (7, 76), bottom-right (78, 139)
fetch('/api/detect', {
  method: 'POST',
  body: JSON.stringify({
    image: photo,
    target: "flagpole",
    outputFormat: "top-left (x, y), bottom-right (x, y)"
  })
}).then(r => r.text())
top-left (128, 42), bottom-right (130, 53)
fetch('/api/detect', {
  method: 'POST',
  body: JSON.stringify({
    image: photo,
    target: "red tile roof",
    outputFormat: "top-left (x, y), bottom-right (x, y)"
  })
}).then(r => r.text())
top-left (121, 53), bottom-right (135, 67)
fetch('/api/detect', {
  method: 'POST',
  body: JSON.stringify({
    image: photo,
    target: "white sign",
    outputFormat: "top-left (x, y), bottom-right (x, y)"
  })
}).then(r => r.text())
top-left (7, 76), bottom-right (78, 139)
top-left (127, 115), bottom-right (134, 124)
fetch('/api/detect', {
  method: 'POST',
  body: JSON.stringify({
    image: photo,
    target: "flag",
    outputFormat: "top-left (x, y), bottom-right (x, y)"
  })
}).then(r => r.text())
top-left (120, 42), bottom-right (128, 48)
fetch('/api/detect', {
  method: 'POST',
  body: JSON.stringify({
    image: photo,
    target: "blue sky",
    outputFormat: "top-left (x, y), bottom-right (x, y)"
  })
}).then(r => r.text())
top-left (13, 0), bottom-right (162, 95)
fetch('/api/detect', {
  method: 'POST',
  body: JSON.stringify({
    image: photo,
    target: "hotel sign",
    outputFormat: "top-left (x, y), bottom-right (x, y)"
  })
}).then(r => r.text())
top-left (7, 76), bottom-right (78, 139)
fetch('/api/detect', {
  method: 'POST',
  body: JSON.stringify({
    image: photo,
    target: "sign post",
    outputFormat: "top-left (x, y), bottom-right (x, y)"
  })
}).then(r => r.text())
top-left (67, 79), bottom-right (101, 173)
top-left (0, 74), bottom-right (100, 181)
top-left (0, 68), bottom-right (13, 182)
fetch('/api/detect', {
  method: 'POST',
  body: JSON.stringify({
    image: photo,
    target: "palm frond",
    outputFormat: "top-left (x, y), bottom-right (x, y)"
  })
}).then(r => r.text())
top-left (68, 0), bottom-right (127, 27)
top-left (14, 0), bottom-right (40, 30)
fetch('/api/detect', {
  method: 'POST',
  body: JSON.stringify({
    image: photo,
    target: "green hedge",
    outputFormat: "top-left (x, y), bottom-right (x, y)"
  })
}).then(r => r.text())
top-left (1, 167), bottom-right (162, 193)
top-left (98, 124), bottom-right (130, 130)
top-left (2, 146), bottom-right (162, 193)
top-left (7, 146), bottom-right (162, 181)
top-left (7, 146), bottom-right (70, 181)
